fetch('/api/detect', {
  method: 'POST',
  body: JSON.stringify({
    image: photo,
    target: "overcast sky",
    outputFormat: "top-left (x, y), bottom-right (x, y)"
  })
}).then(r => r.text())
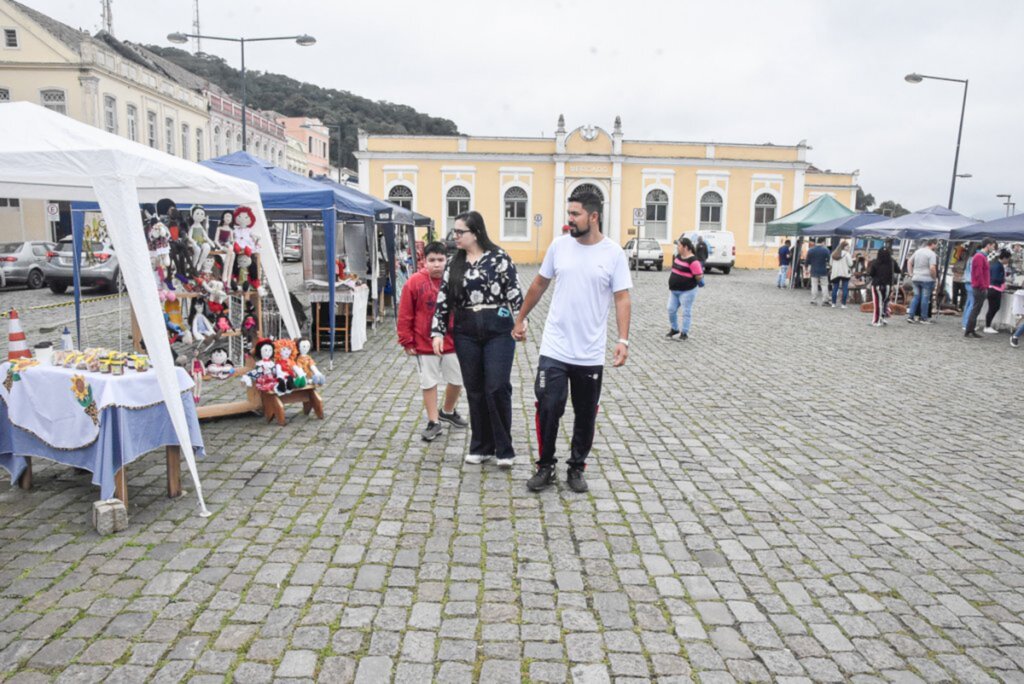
top-left (28, 0), bottom-right (1024, 220)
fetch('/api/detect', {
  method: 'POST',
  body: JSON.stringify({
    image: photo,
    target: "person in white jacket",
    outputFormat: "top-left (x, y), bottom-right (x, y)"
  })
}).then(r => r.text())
top-left (829, 240), bottom-right (854, 308)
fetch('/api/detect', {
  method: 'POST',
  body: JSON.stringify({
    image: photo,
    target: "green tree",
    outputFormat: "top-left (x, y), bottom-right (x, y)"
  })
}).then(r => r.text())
top-left (873, 200), bottom-right (910, 218)
top-left (856, 188), bottom-right (875, 211)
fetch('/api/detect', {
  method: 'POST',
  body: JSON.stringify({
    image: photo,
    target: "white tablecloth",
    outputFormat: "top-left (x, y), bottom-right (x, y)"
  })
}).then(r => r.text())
top-left (0, 362), bottom-right (193, 450)
top-left (307, 284), bottom-right (369, 351)
top-left (991, 290), bottom-right (1024, 331)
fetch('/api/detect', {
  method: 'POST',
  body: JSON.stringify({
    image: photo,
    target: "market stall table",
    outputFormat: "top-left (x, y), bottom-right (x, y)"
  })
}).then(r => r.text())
top-left (991, 289), bottom-right (1024, 332)
top-left (0, 362), bottom-right (203, 506)
top-left (308, 283), bottom-right (369, 352)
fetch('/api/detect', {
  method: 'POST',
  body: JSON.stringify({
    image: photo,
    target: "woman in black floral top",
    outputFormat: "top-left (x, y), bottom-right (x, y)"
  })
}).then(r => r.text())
top-left (432, 211), bottom-right (523, 467)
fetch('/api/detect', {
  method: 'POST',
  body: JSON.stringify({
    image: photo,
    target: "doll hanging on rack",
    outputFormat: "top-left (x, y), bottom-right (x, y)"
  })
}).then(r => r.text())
top-left (188, 205), bottom-right (212, 275)
top-left (242, 338), bottom-right (284, 394)
top-left (231, 206), bottom-right (262, 293)
top-left (159, 198), bottom-right (195, 286)
top-left (274, 338), bottom-right (306, 392)
top-left (143, 204), bottom-right (176, 299)
top-left (215, 209), bottom-right (236, 290)
top-left (296, 337), bottom-right (326, 386)
top-left (205, 347), bottom-right (235, 380)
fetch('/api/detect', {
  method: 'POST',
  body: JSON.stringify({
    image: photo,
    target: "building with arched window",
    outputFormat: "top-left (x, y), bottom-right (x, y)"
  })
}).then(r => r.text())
top-left (356, 116), bottom-right (858, 267)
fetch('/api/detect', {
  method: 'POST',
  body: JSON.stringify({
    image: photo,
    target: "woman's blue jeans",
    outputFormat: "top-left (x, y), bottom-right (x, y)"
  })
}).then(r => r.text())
top-left (667, 289), bottom-right (698, 334)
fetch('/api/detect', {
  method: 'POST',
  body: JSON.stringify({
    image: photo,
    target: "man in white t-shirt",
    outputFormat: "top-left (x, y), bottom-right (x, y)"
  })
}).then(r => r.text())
top-left (906, 238), bottom-right (938, 324)
top-left (512, 191), bottom-right (632, 493)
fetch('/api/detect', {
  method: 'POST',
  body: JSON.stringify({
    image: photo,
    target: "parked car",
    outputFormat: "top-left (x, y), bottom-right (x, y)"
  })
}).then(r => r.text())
top-left (686, 230), bottom-right (736, 274)
top-left (283, 235), bottom-right (302, 262)
top-left (624, 238), bottom-right (664, 271)
top-left (42, 238), bottom-right (122, 293)
top-left (0, 241), bottom-right (54, 289)
top-left (443, 230), bottom-right (457, 258)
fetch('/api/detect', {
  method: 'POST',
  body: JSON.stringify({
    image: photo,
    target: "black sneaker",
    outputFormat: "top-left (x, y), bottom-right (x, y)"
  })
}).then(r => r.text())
top-left (665, 329), bottom-right (679, 338)
top-left (567, 468), bottom-right (588, 493)
top-left (965, 331), bottom-right (981, 339)
top-left (439, 409), bottom-right (469, 428)
top-left (679, 332), bottom-right (688, 340)
top-left (1012, 337), bottom-right (1020, 348)
top-left (527, 465), bottom-right (556, 492)
top-left (421, 421), bottom-right (443, 441)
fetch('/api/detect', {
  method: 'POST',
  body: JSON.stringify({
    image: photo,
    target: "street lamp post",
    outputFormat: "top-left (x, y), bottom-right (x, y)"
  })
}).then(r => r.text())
top-left (168, 32), bottom-right (315, 152)
top-left (301, 122), bottom-right (342, 182)
top-left (998, 194), bottom-right (1013, 217)
top-left (905, 73), bottom-right (969, 210)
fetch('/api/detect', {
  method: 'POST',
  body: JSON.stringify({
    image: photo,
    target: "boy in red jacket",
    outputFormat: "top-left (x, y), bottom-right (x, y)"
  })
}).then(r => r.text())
top-left (397, 242), bottom-right (468, 440)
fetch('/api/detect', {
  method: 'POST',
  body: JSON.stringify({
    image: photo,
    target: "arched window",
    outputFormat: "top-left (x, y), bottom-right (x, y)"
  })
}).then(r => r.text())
top-left (181, 123), bottom-right (190, 160)
top-left (213, 125), bottom-right (221, 156)
top-left (446, 185), bottom-right (471, 232)
top-left (40, 88), bottom-right (66, 114)
top-left (389, 184), bottom-right (413, 210)
top-left (752, 193), bottom-right (777, 244)
top-left (195, 128), bottom-right (204, 161)
top-left (503, 186), bottom-right (528, 238)
top-left (126, 104), bottom-right (138, 142)
top-left (102, 95), bottom-right (117, 134)
top-left (645, 189), bottom-right (669, 241)
top-left (699, 191), bottom-right (723, 230)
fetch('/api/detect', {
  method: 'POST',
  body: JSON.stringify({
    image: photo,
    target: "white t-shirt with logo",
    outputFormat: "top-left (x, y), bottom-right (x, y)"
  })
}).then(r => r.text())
top-left (538, 236), bottom-right (633, 366)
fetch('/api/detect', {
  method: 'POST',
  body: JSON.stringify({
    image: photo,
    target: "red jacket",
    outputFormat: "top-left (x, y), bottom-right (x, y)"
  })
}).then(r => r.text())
top-left (397, 269), bottom-right (455, 355)
top-left (970, 252), bottom-right (990, 290)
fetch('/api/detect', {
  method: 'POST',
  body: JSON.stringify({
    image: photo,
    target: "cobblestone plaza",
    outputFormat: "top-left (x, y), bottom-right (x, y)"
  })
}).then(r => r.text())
top-left (2, 267), bottom-right (1024, 683)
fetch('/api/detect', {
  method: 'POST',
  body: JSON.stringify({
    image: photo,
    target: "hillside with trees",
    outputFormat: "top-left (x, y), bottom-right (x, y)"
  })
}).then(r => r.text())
top-left (146, 45), bottom-right (459, 168)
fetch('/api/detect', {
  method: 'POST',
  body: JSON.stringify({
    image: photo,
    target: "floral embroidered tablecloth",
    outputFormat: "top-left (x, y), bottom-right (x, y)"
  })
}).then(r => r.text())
top-left (0, 362), bottom-right (193, 450)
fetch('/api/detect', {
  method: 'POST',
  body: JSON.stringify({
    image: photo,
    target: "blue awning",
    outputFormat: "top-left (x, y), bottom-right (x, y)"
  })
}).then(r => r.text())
top-left (851, 205), bottom-right (977, 240)
top-left (801, 212), bottom-right (890, 238)
top-left (950, 213), bottom-right (1022, 241)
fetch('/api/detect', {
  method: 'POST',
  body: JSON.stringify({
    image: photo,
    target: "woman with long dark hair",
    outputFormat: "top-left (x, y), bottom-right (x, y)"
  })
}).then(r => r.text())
top-left (868, 247), bottom-right (895, 326)
top-left (432, 211), bottom-right (523, 467)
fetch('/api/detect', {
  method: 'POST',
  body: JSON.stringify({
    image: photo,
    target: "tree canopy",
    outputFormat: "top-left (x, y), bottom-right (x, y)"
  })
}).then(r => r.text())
top-left (146, 46), bottom-right (459, 168)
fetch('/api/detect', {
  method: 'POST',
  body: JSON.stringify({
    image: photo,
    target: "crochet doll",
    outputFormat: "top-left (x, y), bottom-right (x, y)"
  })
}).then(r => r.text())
top-left (216, 210), bottom-right (236, 288)
top-left (274, 338), bottom-right (306, 391)
top-left (188, 205), bottom-right (212, 273)
top-left (243, 338), bottom-right (282, 394)
top-left (205, 347), bottom-right (235, 379)
top-left (231, 206), bottom-right (261, 292)
top-left (296, 337), bottom-right (325, 386)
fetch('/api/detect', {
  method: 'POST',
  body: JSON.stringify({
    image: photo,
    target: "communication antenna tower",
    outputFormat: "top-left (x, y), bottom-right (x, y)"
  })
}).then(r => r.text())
top-left (100, 0), bottom-right (113, 35)
top-left (192, 0), bottom-right (202, 53)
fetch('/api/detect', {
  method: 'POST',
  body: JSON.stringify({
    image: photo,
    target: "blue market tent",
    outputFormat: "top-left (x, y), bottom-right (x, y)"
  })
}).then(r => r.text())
top-left (850, 205), bottom-right (976, 240)
top-left (200, 152), bottom-right (377, 360)
top-left (801, 212), bottom-right (889, 238)
top-left (950, 213), bottom-right (1024, 241)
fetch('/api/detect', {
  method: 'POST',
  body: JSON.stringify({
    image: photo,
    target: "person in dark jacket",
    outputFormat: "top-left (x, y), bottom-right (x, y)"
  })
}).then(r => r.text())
top-left (868, 247), bottom-right (896, 326)
top-left (695, 236), bottom-right (709, 267)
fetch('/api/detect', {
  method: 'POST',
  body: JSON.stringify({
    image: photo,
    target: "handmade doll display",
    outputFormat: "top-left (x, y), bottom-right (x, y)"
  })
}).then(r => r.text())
top-left (188, 205), bottom-right (212, 273)
top-left (216, 210), bottom-right (236, 288)
top-left (296, 338), bottom-right (325, 386)
top-left (231, 206), bottom-right (261, 292)
top-left (242, 338), bottom-right (282, 393)
top-left (203, 278), bottom-right (228, 314)
top-left (205, 347), bottom-right (235, 379)
top-left (274, 338), bottom-right (306, 392)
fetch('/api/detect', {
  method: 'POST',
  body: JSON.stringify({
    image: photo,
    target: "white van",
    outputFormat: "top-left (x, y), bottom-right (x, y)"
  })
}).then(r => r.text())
top-left (686, 230), bottom-right (735, 274)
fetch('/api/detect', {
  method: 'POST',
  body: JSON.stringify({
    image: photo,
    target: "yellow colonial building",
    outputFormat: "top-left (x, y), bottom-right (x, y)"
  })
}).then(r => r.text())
top-left (356, 116), bottom-right (859, 268)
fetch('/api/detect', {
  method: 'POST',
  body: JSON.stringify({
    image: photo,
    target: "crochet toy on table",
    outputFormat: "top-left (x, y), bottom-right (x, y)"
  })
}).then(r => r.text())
top-left (242, 338), bottom-right (283, 394)
top-left (274, 338), bottom-right (306, 392)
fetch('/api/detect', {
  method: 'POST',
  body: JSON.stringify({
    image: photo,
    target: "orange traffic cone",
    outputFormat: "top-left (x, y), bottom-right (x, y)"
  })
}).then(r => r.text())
top-left (7, 309), bottom-right (31, 360)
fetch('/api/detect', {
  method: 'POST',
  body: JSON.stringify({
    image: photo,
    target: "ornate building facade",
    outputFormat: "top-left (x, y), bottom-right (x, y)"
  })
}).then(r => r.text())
top-left (356, 116), bottom-right (859, 267)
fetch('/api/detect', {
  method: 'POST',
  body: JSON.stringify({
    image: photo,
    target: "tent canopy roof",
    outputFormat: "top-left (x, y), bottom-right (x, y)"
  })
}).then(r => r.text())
top-left (851, 205), bottom-right (978, 240)
top-left (310, 175), bottom-right (415, 225)
top-left (800, 212), bottom-right (889, 238)
top-left (0, 103), bottom-right (262, 205)
top-left (950, 213), bottom-right (1024, 242)
top-left (201, 152), bottom-right (374, 218)
top-left (765, 195), bottom-right (855, 236)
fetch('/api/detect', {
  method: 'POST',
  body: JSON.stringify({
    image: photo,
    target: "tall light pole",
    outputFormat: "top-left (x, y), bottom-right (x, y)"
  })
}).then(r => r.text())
top-left (998, 194), bottom-right (1013, 217)
top-left (905, 73), bottom-right (968, 210)
top-left (168, 32), bottom-right (316, 152)
top-left (301, 121), bottom-right (342, 182)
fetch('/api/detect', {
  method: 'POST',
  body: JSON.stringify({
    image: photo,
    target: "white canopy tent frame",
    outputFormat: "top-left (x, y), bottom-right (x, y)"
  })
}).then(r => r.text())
top-left (0, 102), bottom-right (301, 517)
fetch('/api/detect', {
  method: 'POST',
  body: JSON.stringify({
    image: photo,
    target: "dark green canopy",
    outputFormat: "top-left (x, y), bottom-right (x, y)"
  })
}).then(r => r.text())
top-left (765, 194), bottom-right (855, 237)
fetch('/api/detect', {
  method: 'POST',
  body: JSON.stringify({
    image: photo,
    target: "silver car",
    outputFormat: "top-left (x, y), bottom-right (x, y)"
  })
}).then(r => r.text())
top-left (0, 241), bottom-right (55, 289)
top-left (42, 238), bottom-right (122, 294)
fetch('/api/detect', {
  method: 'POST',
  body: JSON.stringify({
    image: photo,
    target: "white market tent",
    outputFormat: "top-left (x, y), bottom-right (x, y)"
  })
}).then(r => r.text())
top-left (0, 101), bottom-right (301, 516)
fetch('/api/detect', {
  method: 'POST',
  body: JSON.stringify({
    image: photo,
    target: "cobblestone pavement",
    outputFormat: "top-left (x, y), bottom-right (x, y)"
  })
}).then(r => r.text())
top-left (2, 265), bottom-right (1024, 683)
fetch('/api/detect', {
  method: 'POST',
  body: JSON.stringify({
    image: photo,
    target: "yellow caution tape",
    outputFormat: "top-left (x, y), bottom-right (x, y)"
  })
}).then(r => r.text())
top-left (1, 292), bottom-right (126, 319)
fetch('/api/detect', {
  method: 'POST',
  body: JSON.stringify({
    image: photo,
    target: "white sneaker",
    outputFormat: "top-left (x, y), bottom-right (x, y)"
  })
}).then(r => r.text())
top-left (496, 457), bottom-right (514, 469)
top-left (841, 305), bottom-right (847, 309)
top-left (983, 327), bottom-right (999, 334)
top-left (464, 454), bottom-right (493, 464)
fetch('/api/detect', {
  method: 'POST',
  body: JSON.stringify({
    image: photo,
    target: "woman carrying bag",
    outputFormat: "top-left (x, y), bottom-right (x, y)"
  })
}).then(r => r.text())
top-left (432, 211), bottom-right (524, 468)
top-left (829, 240), bottom-right (854, 308)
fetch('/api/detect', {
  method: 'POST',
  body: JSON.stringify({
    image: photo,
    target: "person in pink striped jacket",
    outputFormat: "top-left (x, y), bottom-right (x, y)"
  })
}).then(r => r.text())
top-left (666, 237), bottom-right (705, 341)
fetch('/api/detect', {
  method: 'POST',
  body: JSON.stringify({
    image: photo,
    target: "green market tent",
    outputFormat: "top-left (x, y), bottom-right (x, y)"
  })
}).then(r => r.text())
top-left (765, 194), bottom-right (856, 237)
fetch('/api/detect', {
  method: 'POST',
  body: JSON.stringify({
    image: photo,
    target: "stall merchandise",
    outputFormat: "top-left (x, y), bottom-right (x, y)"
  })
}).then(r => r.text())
top-left (0, 102), bottom-right (298, 516)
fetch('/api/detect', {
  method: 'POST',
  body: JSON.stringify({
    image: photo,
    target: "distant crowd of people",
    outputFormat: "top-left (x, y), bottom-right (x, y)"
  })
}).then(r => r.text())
top-left (776, 237), bottom-right (1024, 342)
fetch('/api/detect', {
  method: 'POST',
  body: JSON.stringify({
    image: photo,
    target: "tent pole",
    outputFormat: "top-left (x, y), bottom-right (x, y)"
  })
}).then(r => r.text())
top-left (325, 209), bottom-right (336, 370)
top-left (71, 210), bottom-right (85, 347)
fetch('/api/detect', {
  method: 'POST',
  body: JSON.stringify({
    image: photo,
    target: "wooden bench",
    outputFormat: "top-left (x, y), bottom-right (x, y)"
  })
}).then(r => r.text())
top-left (260, 388), bottom-right (324, 426)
